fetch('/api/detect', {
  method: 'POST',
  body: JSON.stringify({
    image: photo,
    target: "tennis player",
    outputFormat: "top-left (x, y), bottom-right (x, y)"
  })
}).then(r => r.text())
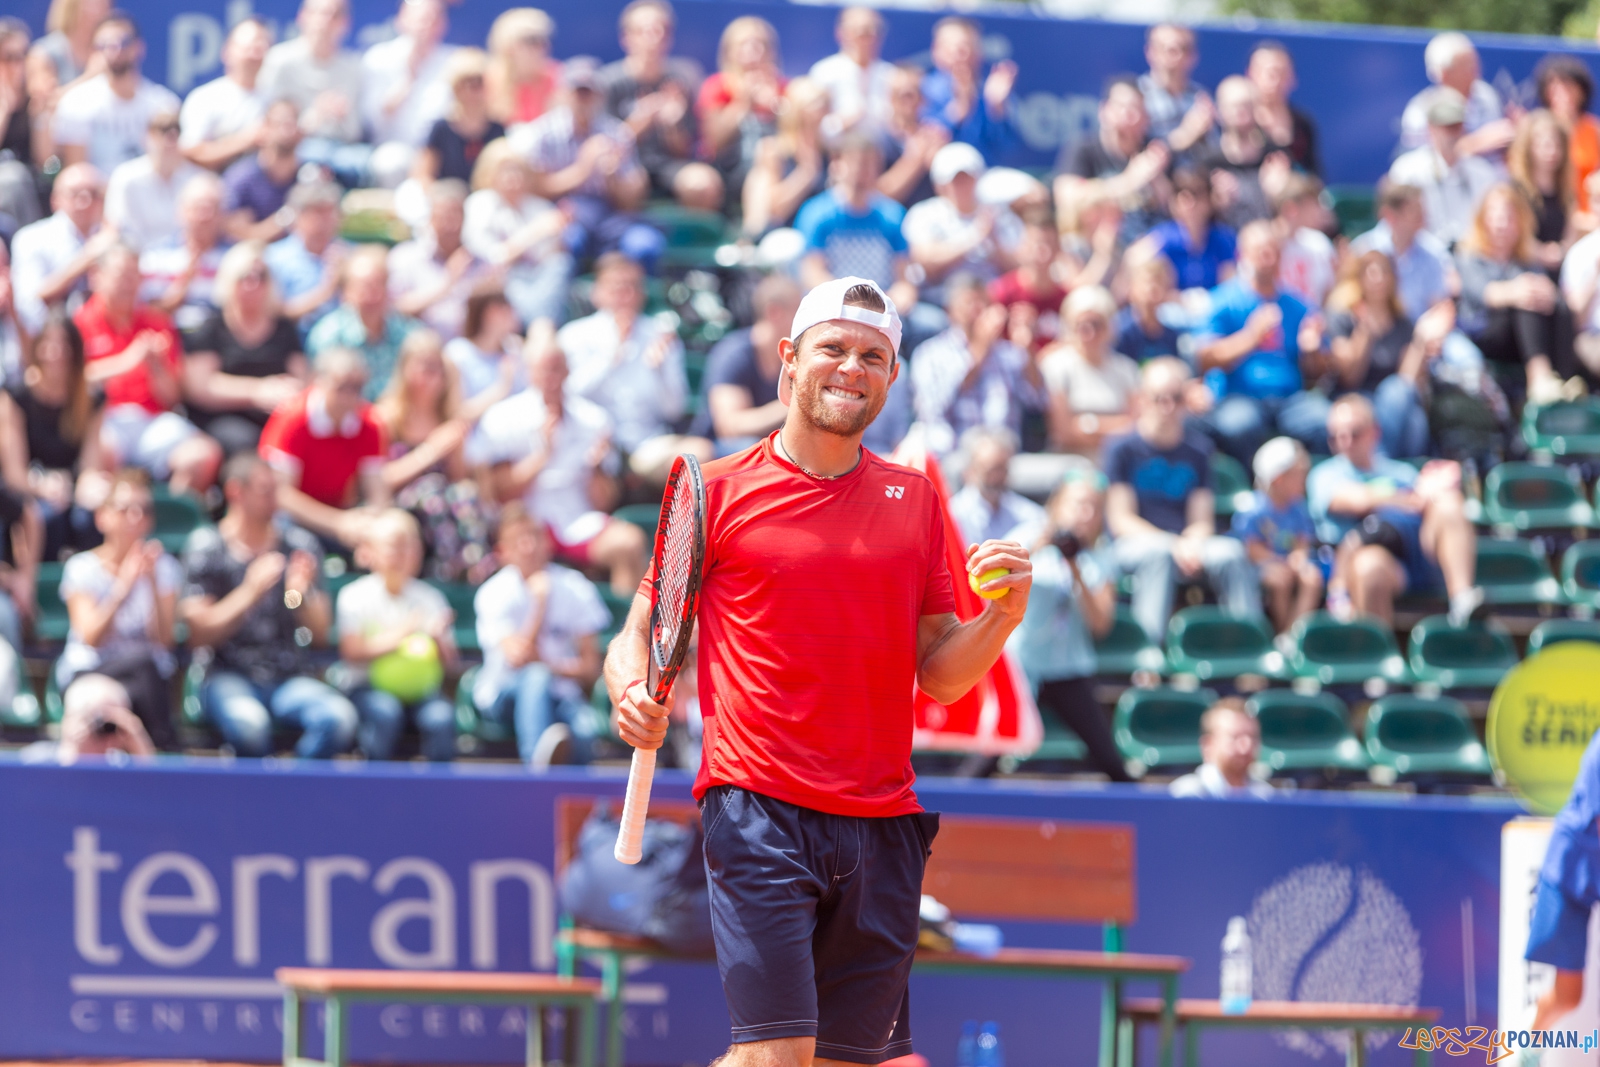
top-left (605, 276), bottom-right (1032, 1067)
top-left (1526, 726), bottom-right (1600, 1031)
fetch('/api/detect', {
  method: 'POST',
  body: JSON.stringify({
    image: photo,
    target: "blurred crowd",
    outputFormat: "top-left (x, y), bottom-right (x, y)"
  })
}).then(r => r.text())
top-left (0, 0), bottom-right (1592, 768)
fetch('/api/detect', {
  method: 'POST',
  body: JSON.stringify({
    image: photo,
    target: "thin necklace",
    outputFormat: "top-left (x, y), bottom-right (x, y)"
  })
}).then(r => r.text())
top-left (776, 432), bottom-right (859, 480)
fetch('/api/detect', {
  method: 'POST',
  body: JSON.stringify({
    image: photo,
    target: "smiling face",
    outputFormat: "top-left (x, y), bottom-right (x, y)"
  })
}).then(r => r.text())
top-left (783, 319), bottom-right (897, 438)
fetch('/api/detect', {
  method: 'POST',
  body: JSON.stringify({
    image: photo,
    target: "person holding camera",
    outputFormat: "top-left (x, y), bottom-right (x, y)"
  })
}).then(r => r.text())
top-left (23, 673), bottom-right (156, 764)
top-left (1012, 471), bottom-right (1131, 782)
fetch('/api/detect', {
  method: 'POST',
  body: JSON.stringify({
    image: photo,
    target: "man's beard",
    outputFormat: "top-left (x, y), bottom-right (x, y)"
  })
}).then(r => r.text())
top-left (793, 371), bottom-right (887, 438)
top-left (107, 57), bottom-right (135, 77)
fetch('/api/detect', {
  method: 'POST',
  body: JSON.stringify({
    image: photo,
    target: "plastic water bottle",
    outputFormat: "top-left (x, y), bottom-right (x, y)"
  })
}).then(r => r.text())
top-left (1220, 916), bottom-right (1253, 1015)
top-left (974, 1021), bottom-right (1004, 1067)
top-left (955, 1020), bottom-right (978, 1067)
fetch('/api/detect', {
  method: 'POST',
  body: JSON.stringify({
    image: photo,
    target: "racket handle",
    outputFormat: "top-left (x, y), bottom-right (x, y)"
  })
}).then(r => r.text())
top-left (614, 746), bottom-right (658, 865)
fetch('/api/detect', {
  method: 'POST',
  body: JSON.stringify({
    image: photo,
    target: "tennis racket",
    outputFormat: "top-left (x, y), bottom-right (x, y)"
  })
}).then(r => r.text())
top-left (615, 453), bottom-right (708, 865)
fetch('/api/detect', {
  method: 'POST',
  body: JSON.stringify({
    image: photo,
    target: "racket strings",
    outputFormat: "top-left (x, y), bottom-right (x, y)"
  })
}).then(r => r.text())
top-left (654, 478), bottom-right (697, 654)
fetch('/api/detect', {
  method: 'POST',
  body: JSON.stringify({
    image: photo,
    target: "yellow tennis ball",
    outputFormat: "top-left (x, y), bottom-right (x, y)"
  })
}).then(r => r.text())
top-left (969, 568), bottom-right (1011, 600)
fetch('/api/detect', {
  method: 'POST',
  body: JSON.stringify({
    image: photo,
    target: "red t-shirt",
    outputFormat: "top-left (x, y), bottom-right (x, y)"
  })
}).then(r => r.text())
top-left (645, 434), bottom-right (955, 818)
top-left (989, 270), bottom-right (1067, 347)
top-left (695, 72), bottom-right (785, 158)
top-left (257, 389), bottom-right (387, 508)
top-left (74, 296), bottom-right (183, 414)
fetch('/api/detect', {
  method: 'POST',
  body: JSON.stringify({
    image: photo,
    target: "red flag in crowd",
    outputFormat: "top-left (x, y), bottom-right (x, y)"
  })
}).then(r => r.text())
top-left (893, 433), bottom-right (1043, 757)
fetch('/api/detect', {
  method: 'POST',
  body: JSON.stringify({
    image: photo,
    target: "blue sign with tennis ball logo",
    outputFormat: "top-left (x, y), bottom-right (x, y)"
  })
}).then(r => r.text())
top-left (0, 759), bottom-right (1514, 1066)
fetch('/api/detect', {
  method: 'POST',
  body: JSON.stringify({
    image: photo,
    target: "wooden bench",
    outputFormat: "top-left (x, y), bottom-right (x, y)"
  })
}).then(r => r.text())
top-left (552, 797), bottom-right (1189, 1067)
top-left (276, 967), bottom-right (603, 1067)
top-left (1120, 997), bottom-right (1442, 1067)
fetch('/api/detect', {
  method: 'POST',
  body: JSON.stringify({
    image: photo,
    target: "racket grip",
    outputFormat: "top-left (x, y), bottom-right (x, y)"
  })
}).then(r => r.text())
top-left (614, 746), bottom-right (658, 865)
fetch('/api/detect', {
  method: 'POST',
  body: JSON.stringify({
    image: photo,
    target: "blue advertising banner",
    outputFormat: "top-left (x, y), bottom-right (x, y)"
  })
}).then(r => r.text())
top-left (9, 0), bottom-right (1600, 185)
top-left (0, 759), bottom-right (1516, 1066)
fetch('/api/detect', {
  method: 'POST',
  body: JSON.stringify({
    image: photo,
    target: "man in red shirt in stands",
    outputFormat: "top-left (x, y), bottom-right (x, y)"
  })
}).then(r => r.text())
top-left (606, 276), bottom-right (1031, 1067)
top-left (257, 347), bottom-right (390, 550)
top-left (74, 244), bottom-right (223, 494)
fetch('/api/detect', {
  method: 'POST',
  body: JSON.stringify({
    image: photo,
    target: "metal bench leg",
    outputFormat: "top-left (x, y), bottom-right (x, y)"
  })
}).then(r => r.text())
top-left (1157, 975), bottom-right (1178, 1067)
top-left (282, 991), bottom-right (300, 1065)
top-left (526, 1003), bottom-right (543, 1067)
top-left (1099, 978), bottom-right (1120, 1067)
top-left (1184, 1024), bottom-right (1198, 1067)
top-left (324, 996), bottom-right (347, 1067)
top-left (578, 997), bottom-right (599, 1067)
top-left (603, 952), bottom-right (625, 1067)
top-left (1348, 1028), bottom-right (1366, 1067)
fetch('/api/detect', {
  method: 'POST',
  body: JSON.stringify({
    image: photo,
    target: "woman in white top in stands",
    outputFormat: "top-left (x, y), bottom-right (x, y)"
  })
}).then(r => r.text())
top-left (461, 138), bottom-right (572, 327)
top-left (1039, 284), bottom-right (1141, 456)
top-left (444, 284), bottom-right (526, 404)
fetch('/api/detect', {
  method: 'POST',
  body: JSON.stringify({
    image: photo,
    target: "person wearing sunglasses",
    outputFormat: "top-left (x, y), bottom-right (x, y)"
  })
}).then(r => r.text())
top-left (52, 13), bottom-right (179, 175)
top-left (1104, 357), bottom-right (1260, 644)
top-left (103, 111), bottom-right (203, 252)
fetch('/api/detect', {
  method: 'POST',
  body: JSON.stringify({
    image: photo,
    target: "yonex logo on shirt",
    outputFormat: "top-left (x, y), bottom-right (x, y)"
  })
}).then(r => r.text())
top-left (885, 486), bottom-right (905, 498)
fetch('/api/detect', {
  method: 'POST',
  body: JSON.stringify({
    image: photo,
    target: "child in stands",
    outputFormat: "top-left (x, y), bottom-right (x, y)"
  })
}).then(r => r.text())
top-left (335, 508), bottom-right (458, 761)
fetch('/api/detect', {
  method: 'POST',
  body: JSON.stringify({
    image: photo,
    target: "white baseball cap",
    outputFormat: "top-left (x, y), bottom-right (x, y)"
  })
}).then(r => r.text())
top-left (929, 142), bottom-right (986, 187)
top-left (789, 276), bottom-right (903, 356)
top-left (1252, 436), bottom-right (1306, 490)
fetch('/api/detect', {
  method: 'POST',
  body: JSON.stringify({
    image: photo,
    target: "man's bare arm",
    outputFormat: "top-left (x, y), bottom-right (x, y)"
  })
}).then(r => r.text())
top-left (916, 540), bottom-right (1031, 704)
top-left (605, 591), bottom-right (670, 750)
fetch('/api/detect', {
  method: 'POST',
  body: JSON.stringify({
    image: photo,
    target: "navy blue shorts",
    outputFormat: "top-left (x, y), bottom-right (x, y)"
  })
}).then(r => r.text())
top-left (1526, 878), bottom-right (1592, 972)
top-left (700, 785), bottom-right (939, 1064)
top-left (1373, 506), bottom-right (1444, 595)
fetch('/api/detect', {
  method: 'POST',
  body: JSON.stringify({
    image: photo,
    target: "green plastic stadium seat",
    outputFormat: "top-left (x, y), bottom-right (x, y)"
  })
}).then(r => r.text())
top-left (453, 664), bottom-right (510, 743)
top-left (1019, 714), bottom-right (1090, 764)
top-left (1527, 619), bottom-right (1600, 654)
top-left (4, 648), bottom-right (39, 729)
top-left (43, 662), bottom-right (63, 723)
top-left (1523, 399), bottom-right (1600, 456)
top-left (1364, 695), bottom-right (1491, 777)
top-left (1246, 689), bottom-right (1369, 773)
top-left (1094, 606), bottom-right (1166, 677)
top-left (1286, 611), bottom-right (1409, 686)
top-left (642, 202), bottom-right (729, 248)
top-left (684, 353), bottom-right (708, 397)
top-left (1165, 606), bottom-right (1285, 680)
top-left (595, 582), bottom-right (634, 634)
top-left (150, 486), bottom-right (210, 553)
top-left (426, 580), bottom-right (480, 653)
top-left (1112, 686), bottom-right (1216, 769)
top-left (1407, 615), bottom-right (1519, 689)
top-left (32, 561), bottom-right (70, 644)
top-left (1562, 540), bottom-right (1600, 609)
top-left (1482, 462), bottom-right (1595, 530)
top-left (613, 503), bottom-right (661, 545)
top-left (1475, 538), bottom-right (1563, 606)
top-left (1209, 453), bottom-right (1255, 520)
top-left (181, 660), bottom-right (206, 726)
top-left (1328, 185), bottom-right (1377, 238)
